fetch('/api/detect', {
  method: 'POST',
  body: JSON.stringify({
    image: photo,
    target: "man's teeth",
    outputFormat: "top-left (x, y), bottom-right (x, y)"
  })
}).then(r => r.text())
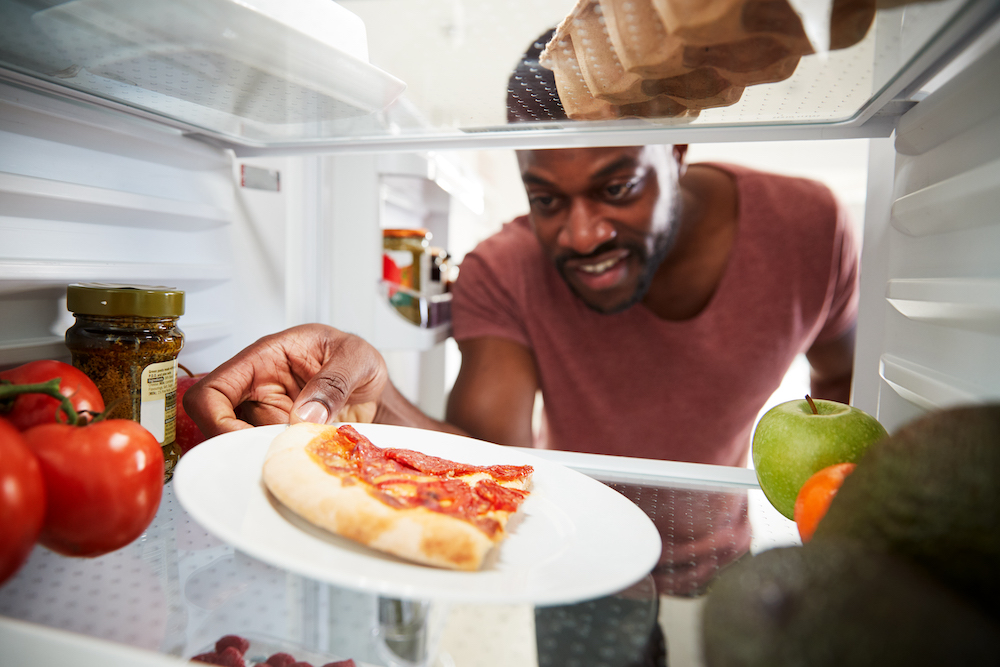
top-left (579, 256), bottom-right (619, 274)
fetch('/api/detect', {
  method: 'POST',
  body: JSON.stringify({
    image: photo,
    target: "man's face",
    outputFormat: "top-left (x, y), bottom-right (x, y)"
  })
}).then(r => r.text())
top-left (519, 146), bottom-right (682, 314)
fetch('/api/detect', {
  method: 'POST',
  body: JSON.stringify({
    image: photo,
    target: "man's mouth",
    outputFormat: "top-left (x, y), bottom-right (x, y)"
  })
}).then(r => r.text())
top-left (578, 254), bottom-right (622, 274)
top-left (567, 248), bottom-right (630, 274)
top-left (562, 249), bottom-right (632, 291)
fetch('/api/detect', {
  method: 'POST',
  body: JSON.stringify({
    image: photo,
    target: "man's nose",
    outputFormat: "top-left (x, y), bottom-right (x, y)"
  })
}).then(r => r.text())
top-left (558, 198), bottom-right (616, 254)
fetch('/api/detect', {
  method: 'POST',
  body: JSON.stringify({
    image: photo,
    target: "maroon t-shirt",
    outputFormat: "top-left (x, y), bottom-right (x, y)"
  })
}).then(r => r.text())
top-left (451, 163), bottom-right (859, 467)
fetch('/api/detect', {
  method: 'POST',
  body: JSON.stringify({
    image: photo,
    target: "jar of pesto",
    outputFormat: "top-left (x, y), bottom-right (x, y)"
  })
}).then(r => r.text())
top-left (65, 283), bottom-right (185, 482)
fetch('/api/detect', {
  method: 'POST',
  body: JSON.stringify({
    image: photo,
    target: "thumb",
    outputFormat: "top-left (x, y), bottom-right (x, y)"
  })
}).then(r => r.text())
top-left (290, 337), bottom-right (387, 425)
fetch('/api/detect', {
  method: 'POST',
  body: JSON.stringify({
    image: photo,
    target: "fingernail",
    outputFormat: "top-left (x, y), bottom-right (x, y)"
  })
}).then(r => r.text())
top-left (295, 401), bottom-right (330, 424)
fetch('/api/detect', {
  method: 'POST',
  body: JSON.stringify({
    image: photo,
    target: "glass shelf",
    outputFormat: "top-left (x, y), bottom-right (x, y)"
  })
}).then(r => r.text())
top-left (0, 448), bottom-right (797, 667)
top-left (0, 0), bottom-right (997, 152)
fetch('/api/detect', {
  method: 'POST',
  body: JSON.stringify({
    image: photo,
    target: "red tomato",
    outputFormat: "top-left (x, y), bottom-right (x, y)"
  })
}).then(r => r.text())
top-left (23, 420), bottom-right (164, 557)
top-left (794, 462), bottom-right (856, 543)
top-left (0, 360), bottom-right (105, 430)
top-left (0, 417), bottom-right (46, 585)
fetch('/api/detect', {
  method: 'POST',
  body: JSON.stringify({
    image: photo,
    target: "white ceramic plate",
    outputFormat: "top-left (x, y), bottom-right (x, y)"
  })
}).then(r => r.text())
top-left (173, 423), bottom-right (661, 605)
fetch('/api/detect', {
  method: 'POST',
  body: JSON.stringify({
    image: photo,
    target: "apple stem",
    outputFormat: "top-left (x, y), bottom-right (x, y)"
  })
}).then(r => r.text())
top-left (805, 395), bottom-right (818, 415)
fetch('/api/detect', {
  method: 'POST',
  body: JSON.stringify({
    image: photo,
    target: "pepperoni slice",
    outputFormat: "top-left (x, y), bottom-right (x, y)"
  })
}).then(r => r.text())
top-left (484, 464), bottom-right (534, 482)
top-left (475, 479), bottom-right (530, 512)
top-left (384, 448), bottom-right (482, 476)
top-left (307, 425), bottom-right (531, 530)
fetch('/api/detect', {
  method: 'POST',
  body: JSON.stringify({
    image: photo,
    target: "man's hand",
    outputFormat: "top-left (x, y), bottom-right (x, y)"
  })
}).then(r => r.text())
top-left (183, 324), bottom-right (388, 437)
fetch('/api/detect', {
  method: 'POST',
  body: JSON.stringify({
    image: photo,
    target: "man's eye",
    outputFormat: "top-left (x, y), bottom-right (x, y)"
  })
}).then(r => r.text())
top-left (606, 178), bottom-right (639, 201)
top-left (530, 194), bottom-right (558, 211)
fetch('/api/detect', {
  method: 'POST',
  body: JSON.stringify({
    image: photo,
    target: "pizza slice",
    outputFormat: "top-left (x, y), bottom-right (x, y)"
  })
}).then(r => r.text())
top-left (261, 423), bottom-right (533, 571)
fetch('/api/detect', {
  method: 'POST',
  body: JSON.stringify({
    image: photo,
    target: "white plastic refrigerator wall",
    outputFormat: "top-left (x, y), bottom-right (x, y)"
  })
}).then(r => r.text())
top-left (851, 32), bottom-right (1000, 432)
top-left (1, 3), bottom-right (999, 433)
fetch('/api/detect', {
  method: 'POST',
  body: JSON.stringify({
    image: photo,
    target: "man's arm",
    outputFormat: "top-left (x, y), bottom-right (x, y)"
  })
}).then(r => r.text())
top-left (445, 337), bottom-right (539, 447)
top-left (805, 324), bottom-right (856, 404)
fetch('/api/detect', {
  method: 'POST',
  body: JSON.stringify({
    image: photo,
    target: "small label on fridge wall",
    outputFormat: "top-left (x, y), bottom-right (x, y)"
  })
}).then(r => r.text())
top-left (141, 359), bottom-right (177, 445)
top-left (241, 164), bottom-right (281, 191)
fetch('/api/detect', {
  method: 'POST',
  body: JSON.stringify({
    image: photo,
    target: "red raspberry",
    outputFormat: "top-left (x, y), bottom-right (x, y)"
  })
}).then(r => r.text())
top-left (191, 653), bottom-right (224, 665)
top-left (265, 653), bottom-right (297, 667)
top-left (213, 646), bottom-right (245, 667)
top-left (289, 662), bottom-right (314, 667)
top-left (215, 635), bottom-right (251, 656)
top-left (322, 661), bottom-right (357, 667)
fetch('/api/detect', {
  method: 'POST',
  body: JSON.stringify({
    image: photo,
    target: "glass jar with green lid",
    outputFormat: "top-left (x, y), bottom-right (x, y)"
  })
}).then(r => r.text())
top-left (65, 283), bottom-right (185, 483)
top-left (383, 228), bottom-right (431, 325)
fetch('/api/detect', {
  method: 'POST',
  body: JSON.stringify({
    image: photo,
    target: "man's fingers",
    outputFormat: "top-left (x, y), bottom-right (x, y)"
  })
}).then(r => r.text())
top-left (290, 370), bottom-right (354, 424)
top-left (290, 336), bottom-right (387, 425)
top-left (184, 381), bottom-right (252, 437)
top-left (237, 400), bottom-right (297, 428)
top-left (181, 325), bottom-right (385, 433)
top-left (335, 401), bottom-right (378, 424)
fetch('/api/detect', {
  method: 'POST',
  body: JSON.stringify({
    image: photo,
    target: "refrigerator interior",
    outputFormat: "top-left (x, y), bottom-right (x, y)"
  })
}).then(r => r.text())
top-left (1, 0), bottom-right (997, 420)
top-left (1, 1), bottom-right (1000, 666)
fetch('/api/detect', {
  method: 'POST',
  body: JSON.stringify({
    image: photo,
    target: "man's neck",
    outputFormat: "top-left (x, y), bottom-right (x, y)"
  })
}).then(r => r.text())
top-left (641, 164), bottom-right (739, 321)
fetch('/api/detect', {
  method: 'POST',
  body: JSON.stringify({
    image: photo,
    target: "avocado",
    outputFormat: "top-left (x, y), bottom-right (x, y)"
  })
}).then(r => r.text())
top-left (813, 403), bottom-right (1000, 618)
top-left (701, 540), bottom-right (1000, 667)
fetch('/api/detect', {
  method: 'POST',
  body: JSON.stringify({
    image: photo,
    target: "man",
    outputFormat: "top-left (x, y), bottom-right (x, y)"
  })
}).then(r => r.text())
top-left (183, 32), bottom-right (859, 667)
top-left (183, 140), bottom-right (857, 667)
top-left (186, 143), bottom-right (858, 468)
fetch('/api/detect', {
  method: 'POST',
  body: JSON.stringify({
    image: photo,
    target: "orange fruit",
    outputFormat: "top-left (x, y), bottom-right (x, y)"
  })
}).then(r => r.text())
top-left (794, 462), bottom-right (856, 542)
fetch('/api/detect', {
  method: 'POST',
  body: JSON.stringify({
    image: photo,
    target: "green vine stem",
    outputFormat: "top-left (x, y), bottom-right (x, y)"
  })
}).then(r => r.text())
top-left (0, 378), bottom-right (83, 426)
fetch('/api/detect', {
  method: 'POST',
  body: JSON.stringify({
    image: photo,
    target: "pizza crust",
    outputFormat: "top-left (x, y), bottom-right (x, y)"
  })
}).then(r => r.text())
top-left (261, 423), bottom-right (507, 571)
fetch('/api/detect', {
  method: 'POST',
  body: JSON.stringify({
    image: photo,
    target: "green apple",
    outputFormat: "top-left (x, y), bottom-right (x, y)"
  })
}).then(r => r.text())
top-left (752, 397), bottom-right (888, 520)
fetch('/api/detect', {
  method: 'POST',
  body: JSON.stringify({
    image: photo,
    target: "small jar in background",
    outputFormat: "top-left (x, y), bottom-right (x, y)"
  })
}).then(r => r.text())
top-left (65, 283), bottom-right (185, 483)
top-left (383, 228), bottom-right (431, 325)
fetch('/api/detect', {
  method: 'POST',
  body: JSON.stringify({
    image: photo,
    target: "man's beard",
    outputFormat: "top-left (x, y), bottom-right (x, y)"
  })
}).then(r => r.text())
top-left (551, 168), bottom-right (684, 315)
top-left (556, 230), bottom-right (674, 315)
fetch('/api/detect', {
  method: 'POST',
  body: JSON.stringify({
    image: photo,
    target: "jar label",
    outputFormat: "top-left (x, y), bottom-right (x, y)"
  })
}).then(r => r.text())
top-left (140, 359), bottom-right (177, 445)
top-left (384, 249), bottom-right (417, 290)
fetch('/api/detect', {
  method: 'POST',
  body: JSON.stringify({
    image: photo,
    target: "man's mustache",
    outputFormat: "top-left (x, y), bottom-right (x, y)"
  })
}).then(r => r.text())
top-left (555, 240), bottom-right (637, 266)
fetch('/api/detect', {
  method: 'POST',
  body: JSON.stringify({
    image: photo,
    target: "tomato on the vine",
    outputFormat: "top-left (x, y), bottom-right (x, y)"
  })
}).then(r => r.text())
top-left (23, 420), bottom-right (164, 557)
top-left (0, 360), bottom-right (105, 430)
top-left (794, 462), bottom-right (856, 543)
top-left (0, 416), bottom-right (46, 585)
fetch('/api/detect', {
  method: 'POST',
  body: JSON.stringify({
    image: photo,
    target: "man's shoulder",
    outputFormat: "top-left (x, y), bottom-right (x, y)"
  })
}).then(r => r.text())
top-left (700, 163), bottom-right (841, 240)
top-left (483, 215), bottom-right (535, 245)
top-left (466, 215), bottom-right (542, 265)
top-left (709, 162), bottom-right (836, 211)
top-left (703, 162), bottom-right (833, 197)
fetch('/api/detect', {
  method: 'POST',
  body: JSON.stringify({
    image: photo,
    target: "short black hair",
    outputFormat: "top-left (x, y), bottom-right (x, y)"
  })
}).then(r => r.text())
top-left (506, 29), bottom-right (568, 123)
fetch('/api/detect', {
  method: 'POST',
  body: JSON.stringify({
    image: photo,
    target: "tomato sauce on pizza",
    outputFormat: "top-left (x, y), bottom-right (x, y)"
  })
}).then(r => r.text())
top-left (306, 425), bottom-right (532, 537)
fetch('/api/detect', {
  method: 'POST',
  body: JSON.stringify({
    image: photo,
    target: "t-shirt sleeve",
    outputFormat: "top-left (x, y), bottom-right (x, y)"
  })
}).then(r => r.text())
top-left (450, 249), bottom-right (532, 348)
top-left (812, 199), bottom-right (861, 344)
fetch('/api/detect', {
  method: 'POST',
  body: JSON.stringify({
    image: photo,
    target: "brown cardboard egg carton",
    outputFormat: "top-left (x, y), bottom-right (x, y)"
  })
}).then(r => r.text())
top-left (540, 0), bottom-right (876, 120)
